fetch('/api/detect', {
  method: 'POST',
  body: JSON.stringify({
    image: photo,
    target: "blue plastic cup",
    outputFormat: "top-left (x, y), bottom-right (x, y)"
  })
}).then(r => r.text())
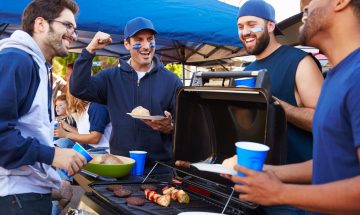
top-left (61, 143), bottom-right (92, 176)
top-left (129, 151), bottom-right (147, 176)
top-left (53, 121), bottom-right (59, 141)
top-left (235, 141), bottom-right (269, 176)
top-left (73, 143), bottom-right (93, 162)
top-left (234, 77), bottom-right (256, 88)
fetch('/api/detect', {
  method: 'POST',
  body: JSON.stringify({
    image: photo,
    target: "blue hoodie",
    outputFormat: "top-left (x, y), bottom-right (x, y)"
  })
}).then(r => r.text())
top-left (0, 30), bottom-right (60, 196)
top-left (70, 49), bottom-right (183, 162)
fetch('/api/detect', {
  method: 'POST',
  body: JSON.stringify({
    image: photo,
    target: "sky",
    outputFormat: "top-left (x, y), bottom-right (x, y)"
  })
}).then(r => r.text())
top-left (221, 0), bottom-right (301, 22)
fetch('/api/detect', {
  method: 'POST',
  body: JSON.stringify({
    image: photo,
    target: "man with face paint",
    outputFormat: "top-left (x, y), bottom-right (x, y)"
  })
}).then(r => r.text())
top-left (222, 0), bottom-right (360, 214)
top-left (70, 17), bottom-right (183, 165)
top-left (0, 0), bottom-right (87, 214)
top-left (238, 1), bottom-right (324, 165)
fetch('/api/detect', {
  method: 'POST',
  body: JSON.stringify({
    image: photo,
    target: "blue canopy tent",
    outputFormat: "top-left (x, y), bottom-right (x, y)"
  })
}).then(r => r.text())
top-left (0, 0), bottom-right (246, 67)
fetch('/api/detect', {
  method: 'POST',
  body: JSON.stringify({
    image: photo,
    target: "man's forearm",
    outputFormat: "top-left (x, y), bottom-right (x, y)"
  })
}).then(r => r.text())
top-left (268, 160), bottom-right (312, 184)
top-left (278, 99), bottom-right (314, 132)
top-left (66, 132), bottom-right (101, 145)
top-left (281, 176), bottom-right (360, 214)
top-left (70, 49), bottom-right (98, 101)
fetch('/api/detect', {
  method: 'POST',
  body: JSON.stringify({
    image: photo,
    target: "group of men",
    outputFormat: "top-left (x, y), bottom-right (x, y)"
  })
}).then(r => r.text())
top-left (0, 0), bottom-right (359, 214)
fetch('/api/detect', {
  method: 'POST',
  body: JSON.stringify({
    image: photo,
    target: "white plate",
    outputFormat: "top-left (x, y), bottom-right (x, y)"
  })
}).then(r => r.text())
top-left (126, 113), bottom-right (166, 120)
top-left (191, 163), bottom-right (237, 175)
top-left (178, 212), bottom-right (227, 215)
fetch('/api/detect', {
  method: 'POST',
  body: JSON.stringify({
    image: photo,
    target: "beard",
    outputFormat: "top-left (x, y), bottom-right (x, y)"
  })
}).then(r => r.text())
top-left (299, 6), bottom-right (328, 46)
top-left (243, 28), bottom-right (270, 55)
top-left (48, 26), bottom-right (69, 57)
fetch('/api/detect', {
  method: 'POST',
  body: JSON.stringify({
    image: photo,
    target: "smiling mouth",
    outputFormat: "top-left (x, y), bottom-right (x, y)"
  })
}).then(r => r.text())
top-left (244, 37), bottom-right (256, 44)
top-left (139, 50), bottom-right (151, 57)
top-left (62, 35), bottom-right (74, 49)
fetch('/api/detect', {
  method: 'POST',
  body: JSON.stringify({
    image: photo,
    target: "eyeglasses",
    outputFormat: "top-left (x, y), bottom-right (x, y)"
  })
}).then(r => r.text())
top-left (49, 19), bottom-right (78, 38)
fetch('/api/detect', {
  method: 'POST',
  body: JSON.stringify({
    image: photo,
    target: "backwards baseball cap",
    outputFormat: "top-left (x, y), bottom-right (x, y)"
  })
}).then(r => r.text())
top-left (124, 17), bottom-right (158, 39)
top-left (237, 0), bottom-right (283, 36)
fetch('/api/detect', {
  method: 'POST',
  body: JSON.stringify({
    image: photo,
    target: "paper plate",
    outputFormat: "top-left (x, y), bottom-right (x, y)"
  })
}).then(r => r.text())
top-left (191, 163), bottom-right (237, 175)
top-left (126, 113), bottom-right (166, 120)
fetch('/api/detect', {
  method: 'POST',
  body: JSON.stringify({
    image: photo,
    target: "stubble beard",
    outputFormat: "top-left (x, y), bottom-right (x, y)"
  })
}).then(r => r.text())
top-left (299, 6), bottom-right (327, 47)
top-left (48, 26), bottom-right (68, 57)
top-left (244, 30), bottom-right (270, 56)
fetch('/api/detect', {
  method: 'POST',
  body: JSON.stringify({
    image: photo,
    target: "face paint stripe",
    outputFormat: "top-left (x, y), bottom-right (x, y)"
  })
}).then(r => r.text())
top-left (132, 40), bottom-right (156, 50)
top-left (238, 27), bottom-right (264, 35)
top-left (133, 43), bottom-right (142, 50)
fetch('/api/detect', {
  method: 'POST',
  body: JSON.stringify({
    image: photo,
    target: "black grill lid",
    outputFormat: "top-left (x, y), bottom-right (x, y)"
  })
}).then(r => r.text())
top-left (172, 70), bottom-right (287, 185)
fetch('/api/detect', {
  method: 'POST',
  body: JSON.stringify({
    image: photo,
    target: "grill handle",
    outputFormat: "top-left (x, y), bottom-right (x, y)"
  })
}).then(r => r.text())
top-left (190, 69), bottom-right (271, 93)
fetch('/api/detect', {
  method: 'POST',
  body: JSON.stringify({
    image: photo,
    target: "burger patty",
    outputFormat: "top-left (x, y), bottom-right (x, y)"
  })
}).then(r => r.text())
top-left (126, 197), bottom-right (146, 206)
top-left (107, 184), bottom-right (123, 191)
top-left (113, 188), bottom-right (132, 198)
top-left (140, 184), bottom-right (157, 191)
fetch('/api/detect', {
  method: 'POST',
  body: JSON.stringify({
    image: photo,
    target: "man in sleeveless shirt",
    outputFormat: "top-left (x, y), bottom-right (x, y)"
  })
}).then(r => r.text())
top-left (229, 1), bottom-right (323, 214)
top-left (222, 0), bottom-right (360, 214)
top-left (239, 0), bottom-right (324, 165)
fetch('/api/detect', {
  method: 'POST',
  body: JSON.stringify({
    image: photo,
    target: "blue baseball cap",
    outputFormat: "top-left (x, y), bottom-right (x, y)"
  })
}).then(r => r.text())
top-left (237, 0), bottom-right (283, 35)
top-left (124, 17), bottom-right (158, 39)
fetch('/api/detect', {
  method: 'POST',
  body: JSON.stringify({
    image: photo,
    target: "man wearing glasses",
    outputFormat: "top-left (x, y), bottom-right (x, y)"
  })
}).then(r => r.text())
top-left (70, 17), bottom-right (183, 167)
top-left (0, 0), bottom-right (87, 214)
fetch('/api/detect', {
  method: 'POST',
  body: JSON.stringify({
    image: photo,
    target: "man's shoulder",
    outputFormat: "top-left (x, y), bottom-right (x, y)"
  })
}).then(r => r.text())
top-left (281, 45), bottom-right (308, 56)
top-left (283, 45), bottom-right (310, 58)
top-left (0, 48), bottom-right (33, 63)
top-left (0, 48), bottom-right (36, 74)
top-left (157, 66), bottom-right (181, 80)
top-left (160, 68), bottom-right (183, 87)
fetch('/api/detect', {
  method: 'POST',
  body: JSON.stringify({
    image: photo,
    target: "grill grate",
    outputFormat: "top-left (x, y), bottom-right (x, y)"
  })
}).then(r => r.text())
top-left (88, 163), bottom-right (261, 215)
top-left (91, 183), bottom-right (234, 215)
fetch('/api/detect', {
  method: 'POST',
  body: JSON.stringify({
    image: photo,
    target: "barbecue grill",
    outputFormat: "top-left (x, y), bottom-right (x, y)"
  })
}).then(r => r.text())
top-left (174, 70), bottom-right (287, 166)
top-left (84, 162), bottom-right (262, 215)
top-left (74, 70), bottom-right (287, 215)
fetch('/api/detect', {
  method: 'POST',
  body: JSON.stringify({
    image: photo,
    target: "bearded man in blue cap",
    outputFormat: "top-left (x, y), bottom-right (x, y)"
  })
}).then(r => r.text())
top-left (238, 0), bottom-right (323, 166)
top-left (70, 17), bottom-right (183, 165)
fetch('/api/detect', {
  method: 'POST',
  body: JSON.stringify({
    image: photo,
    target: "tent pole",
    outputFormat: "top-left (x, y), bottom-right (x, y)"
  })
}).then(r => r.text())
top-left (182, 63), bottom-right (185, 85)
top-left (0, 24), bottom-right (9, 36)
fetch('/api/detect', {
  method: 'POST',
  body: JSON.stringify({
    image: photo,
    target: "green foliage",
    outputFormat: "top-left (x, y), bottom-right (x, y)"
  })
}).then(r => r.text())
top-left (52, 53), bottom-right (119, 77)
top-left (92, 56), bottom-right (119, 75)
top-left (165, 63), bottom-right (183, 78)
top-left (52, 52), bottom-right (79, 78)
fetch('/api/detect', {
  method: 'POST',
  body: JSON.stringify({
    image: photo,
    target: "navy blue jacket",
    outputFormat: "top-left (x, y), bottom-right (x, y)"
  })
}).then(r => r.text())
top-left (0, 48), bottom-right (54, 168)
top-left (70, 49), bottom-right (183, 162)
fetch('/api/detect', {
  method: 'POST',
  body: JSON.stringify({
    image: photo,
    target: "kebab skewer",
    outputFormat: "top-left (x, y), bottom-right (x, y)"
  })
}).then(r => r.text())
top-left (144, 189), bottom-right (171, 207)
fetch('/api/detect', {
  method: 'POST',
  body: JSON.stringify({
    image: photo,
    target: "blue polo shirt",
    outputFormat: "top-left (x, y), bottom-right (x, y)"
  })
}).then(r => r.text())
top-left (312, 48), bottom-right (360, 189)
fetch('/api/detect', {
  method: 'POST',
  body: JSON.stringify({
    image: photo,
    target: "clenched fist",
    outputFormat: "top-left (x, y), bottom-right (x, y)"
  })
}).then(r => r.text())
top-left (86, 31), bottom-right (112, 53)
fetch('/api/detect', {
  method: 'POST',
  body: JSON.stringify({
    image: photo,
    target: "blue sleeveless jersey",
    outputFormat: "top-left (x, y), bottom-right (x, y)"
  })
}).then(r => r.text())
top-left (245, 45), bottom-right (313, 163)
